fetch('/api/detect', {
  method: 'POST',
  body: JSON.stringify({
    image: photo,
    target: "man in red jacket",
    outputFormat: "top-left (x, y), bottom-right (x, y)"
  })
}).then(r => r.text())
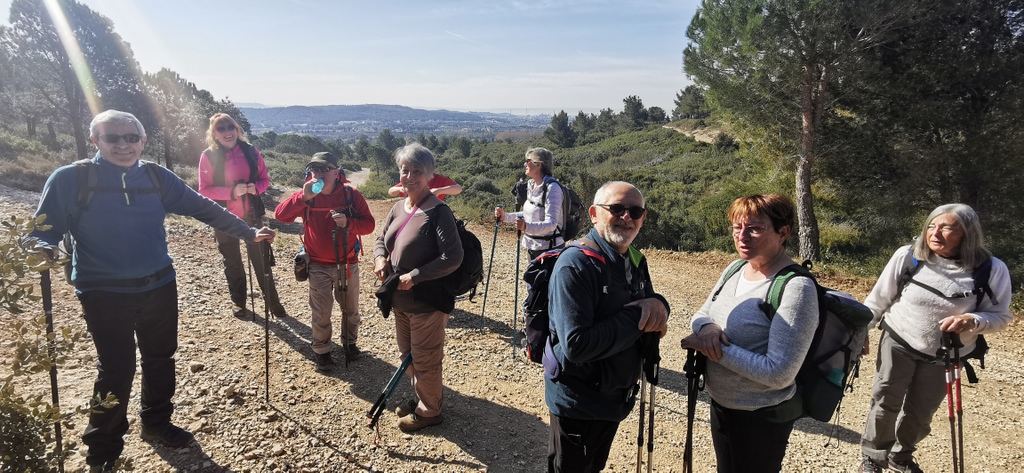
top-left (275, 152), bottom-right (375, 371)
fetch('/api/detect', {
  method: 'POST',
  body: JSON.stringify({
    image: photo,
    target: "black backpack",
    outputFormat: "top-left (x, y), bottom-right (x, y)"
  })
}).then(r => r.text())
top-left (521, 239), bottom-right (606, 363)
top-left (529, 178), bottom-right (584, 244)
top-left (882, 247), bottom-right (996, 382)
top-left (712, 260), bottom-right (873, 422)
top-left (427, 204), bottom-right (484, 301)
top-left (60, 159), bottom-right (165, 283)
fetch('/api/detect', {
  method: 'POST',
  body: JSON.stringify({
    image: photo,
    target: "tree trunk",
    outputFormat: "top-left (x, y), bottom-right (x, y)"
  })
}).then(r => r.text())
top-left (797, 73), bottom-right (821, 262)
top-left (26, 116), bottom-right (36, 138)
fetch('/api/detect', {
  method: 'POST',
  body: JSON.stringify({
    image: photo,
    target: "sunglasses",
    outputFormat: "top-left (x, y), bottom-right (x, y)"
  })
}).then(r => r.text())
top-left (307, 165), bottom-right (336, 174)
top-left (595, 203), bottom-right (646, 219)
top-left (98, 133), bottom-right (142, 144)
top-left (215, 123), bottom-right (236, 133)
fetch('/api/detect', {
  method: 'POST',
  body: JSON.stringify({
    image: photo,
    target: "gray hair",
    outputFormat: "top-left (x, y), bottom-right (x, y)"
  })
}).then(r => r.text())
top-left (89, 110), bottom-right (146, 138)
top-left (593, 181), bottom-right (644, 206)
top-left (394, 143), bottom-right (435, 178)
top-left (526, 147), bottom-right (553, 176)
top-left (912, 203), bottom-right (991, 269)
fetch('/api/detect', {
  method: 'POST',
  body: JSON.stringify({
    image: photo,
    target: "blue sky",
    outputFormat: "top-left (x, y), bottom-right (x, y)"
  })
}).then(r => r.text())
top-left (2, 0), bottom-right (699, 115)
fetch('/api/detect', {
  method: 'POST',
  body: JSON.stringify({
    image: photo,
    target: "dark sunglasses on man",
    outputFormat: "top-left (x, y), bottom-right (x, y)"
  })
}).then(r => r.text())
top-left (98, 134), bottom-right (142, 144)
top-left (595, 203), bottom-right (646, 219)
top-left (215, 123), bottom-right (236, 133)
top-left (306, 165), bottom-right (336, 174)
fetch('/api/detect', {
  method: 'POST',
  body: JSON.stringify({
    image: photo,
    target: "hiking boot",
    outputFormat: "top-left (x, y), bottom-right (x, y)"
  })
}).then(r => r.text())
top-left (315, 352), bottom-right (335, 372)
top-left (88, 460), bottom-right (116, 473)
top-left (397, 412), bottom-right (442, 432)
top-left (860, 455), bottom-right (884, 473)
top-left (344, 343), bottom-right (362, 361)
top-left (140, 423), bottom-right (194, 448)
top-left (394, 399), bottom-right (417, 418)
top-left (271, 303), bottom-right (288, 318)
top-left (232, 308), bottom-right (250, 319)
top-left (887, 457), bottom-right (924, 473)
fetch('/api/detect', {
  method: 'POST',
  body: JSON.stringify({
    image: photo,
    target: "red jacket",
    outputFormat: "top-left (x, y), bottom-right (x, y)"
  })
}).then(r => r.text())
top-left (275, 181), bottom-right (375, 265)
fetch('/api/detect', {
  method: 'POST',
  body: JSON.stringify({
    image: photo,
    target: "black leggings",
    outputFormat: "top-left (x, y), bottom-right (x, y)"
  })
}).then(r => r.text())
top-left (709, 400), bottom-right (797, 473)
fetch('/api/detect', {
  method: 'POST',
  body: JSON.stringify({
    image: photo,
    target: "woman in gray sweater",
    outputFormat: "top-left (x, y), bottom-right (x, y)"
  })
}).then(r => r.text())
top-left (859, 204), bottom-right (1012, 473)
top-left (682, 194), bottom-right (818, 473)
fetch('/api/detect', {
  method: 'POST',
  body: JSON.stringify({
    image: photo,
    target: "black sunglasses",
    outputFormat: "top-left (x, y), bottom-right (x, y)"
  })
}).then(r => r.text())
top-left (215, 123), bottom-right (236, 133)
top-left (307, 165), bottom-right (336, 174)
top-left (595, 203), bottom-right (646, 219)
top-left (98, 133), bottom-right (142, 144)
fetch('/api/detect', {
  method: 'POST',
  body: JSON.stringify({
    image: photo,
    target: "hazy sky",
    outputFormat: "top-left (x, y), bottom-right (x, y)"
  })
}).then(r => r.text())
top-left (1, 0), bottom-right (699, 115)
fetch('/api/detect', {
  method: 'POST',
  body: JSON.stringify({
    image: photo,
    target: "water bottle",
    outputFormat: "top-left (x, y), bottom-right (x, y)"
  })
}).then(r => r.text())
top-left (311, 178), bottom-right (324, 194)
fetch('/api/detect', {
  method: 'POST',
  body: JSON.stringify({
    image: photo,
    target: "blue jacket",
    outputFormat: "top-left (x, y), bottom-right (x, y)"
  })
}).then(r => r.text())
top-left (545, 228), bottom-right (670, 421)
top-left (32, 153), bottom-right (257, 292)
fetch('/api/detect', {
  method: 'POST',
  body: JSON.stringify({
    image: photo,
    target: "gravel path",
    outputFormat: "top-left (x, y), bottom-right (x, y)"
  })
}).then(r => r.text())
top-left (2, 183), bottom-right (1022, 472)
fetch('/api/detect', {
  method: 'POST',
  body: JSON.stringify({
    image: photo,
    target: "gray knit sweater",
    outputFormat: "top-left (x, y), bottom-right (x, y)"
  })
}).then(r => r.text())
top-left (690, 262), bottom-right (819, 410)
top-left (864, 245), bottom-right (1013, 356)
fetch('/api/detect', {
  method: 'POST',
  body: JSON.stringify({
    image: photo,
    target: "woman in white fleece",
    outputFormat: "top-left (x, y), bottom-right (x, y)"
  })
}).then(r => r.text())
top-left (682, 194), bottom-right (819, 473)
top-left (859, 203), bottom-right (1012, 473)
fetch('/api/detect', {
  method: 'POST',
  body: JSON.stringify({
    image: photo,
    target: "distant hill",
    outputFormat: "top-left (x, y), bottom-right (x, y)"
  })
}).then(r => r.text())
top-left (240, 104), bottom-right (550, 140)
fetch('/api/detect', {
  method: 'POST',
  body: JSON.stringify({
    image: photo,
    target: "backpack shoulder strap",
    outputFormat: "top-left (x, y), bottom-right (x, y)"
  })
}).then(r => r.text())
top-left (140, 160), bottom-right (165, 201)
top-left (712, 260), bottom-right (747, 302)
top-left (69, 160), bottom-right (97, 234)
top-left (238, 141), bottom-right (260, 183)
top-left (897, 246), bottom-right (922, 294)
top-left (764, 263), bottom-right (815, 320)
top-left (972, 257), bottom-right (997, 308)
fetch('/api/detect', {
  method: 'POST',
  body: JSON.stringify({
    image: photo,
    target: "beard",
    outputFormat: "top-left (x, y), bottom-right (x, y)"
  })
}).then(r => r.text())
top-left (602, 225), bottom-right (636, 248)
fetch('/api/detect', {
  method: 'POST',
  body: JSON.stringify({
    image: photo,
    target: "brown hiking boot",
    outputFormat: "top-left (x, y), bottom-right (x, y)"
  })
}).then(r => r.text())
top-left (397, 413), bottom-right (442, 432)
top-left (394, 399), bottom-right (417, 418)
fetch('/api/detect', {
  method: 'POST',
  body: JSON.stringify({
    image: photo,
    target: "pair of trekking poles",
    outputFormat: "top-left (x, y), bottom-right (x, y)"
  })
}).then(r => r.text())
top-left (242, 194), bottom-right (275, 401)
top-left (939, 332), bottom-right (967, 473)
top-left (479, 203), bottom-right (525, 355)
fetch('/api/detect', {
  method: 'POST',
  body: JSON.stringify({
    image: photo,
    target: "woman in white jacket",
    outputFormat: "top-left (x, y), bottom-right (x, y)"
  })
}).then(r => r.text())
top-left (859, 203), bottom-right (1012, 473)
top-left (494, 147), bottom-right (565, 260)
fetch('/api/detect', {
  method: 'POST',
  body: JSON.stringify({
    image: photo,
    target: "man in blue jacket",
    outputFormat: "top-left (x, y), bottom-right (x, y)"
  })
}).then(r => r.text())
top-left (31, 110), bottom-right (275, 473)
top-left (545, 181), bottom-right (670, 472)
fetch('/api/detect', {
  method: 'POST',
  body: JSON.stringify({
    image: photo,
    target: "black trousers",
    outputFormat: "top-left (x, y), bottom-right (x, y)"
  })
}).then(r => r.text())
top-left (548, 413), bottom-right (620, 473)
top-left (79, 281), bottom-right (179, 466)
top-left (214, 228), bottom-right (280, 308)
top-left (709, 400), bottom-right (797, 473)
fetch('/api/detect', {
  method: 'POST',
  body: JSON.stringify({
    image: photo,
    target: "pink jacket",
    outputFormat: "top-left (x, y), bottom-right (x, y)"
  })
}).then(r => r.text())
top-left (198, 144), bottom-right (270, 218)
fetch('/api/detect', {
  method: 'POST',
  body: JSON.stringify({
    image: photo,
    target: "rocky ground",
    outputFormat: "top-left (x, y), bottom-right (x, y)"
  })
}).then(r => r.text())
top-left (2, 181), bottom-right (1023, 472)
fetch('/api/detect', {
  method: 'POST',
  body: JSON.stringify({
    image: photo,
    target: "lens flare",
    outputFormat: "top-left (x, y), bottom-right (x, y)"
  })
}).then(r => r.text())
top-left (42, 0), bottom-right (101, 115)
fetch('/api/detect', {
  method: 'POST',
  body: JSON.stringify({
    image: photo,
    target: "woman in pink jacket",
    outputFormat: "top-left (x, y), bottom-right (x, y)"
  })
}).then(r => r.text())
top-left (198, 113), bottom-right (286, 317)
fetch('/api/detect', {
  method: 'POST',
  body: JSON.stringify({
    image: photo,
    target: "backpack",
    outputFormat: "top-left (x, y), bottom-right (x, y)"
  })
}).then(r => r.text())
top-left (712, 260), bottom-right (873, 422)
top-left (884, 247), bottom-right (996, 382)
top-left (61, 159), bottom-right (165, 283)
top-left (521, 239), bottom-right (606, 363)
top-left (426, 204), bottom-right (484, 301)
top-left (530, 178), bottom-right (584, 243)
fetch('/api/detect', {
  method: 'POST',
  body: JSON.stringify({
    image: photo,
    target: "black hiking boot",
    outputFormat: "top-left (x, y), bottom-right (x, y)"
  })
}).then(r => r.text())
top-left (315, 352), bottom-right (335, 372)
top-left (887, 457), bottom-right (924, 473)
top-left (140, 423), bottom-right (194, 448)
top-left (860, 455), bottom-right (884, 473)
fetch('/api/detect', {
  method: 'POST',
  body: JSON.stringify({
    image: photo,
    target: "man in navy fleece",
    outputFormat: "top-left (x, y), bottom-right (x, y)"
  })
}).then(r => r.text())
top-left (544, 181), bottom-right (670, 472)
top-left (31, 110), bottom-right (275, 472)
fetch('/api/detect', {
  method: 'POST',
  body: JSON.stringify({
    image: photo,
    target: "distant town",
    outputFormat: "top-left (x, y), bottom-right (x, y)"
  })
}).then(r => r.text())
top-left (241, 104), bottom-right (552, 140)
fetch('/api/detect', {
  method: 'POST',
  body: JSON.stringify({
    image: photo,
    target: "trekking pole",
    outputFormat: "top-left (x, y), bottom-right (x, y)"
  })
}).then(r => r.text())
top-left (512, 227), bottom-right (521, 355)
top-left (262, 237), bottom-right (271, 402)
top-left (642, 333), bottom-right (660, 473)
top-left (367, 353), bottom-right (413, 432)
top-left (636, 373), bottom-right (647, 473)
top-left (941, 333), bottom-right (959, 473)
top-left (340, 220), bottom-right (350, 368)
top-left (41, 269), bottom-right (65, 473)
top-left (245, 194), bottom-right (257, 322)
top-left (480, 204), bottom-right (501, 329)
top-left (683, 348), bottom-right (706, 473)
top-left (951, 332), bottom-right (965, 473)
top-left (331, 226), bottom-right (347, 367)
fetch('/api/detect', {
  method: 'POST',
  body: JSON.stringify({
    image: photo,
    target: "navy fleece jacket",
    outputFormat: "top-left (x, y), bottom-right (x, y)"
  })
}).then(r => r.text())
top-left (545, 228), bottom-right (670, 421)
